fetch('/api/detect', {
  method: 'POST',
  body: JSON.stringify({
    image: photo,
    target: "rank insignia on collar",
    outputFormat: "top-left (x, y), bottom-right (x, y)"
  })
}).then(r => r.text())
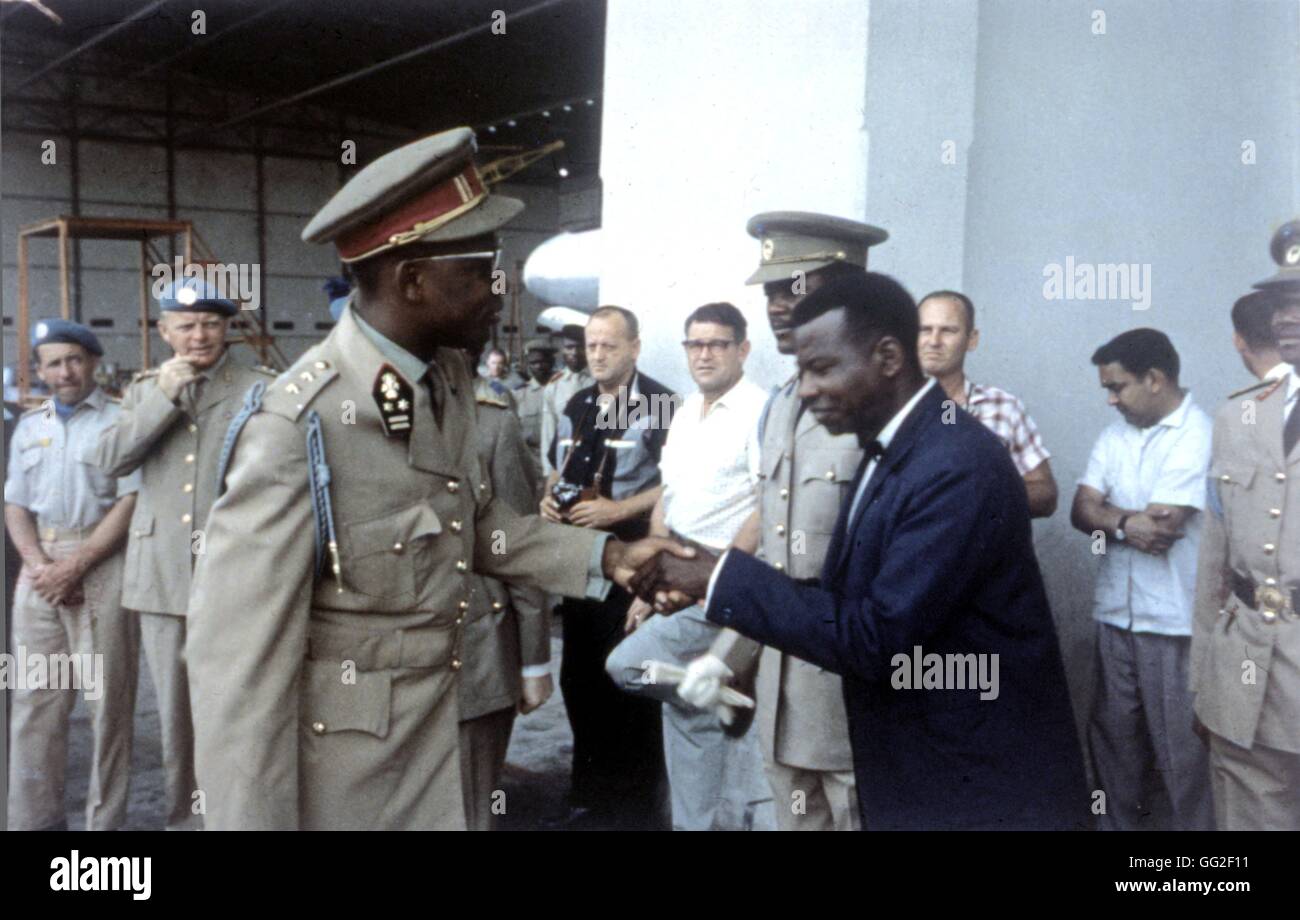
top-left (373, 363), bottom-right (414, 439)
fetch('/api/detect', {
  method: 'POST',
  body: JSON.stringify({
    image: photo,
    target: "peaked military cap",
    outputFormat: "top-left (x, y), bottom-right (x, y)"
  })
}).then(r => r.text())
top-left (302, 127), bottom-right (524, 263)
top-left (745, 211), bottom-right (889, 285)
top-left (524, 336), bottom-right (557, 354)
top-left (158, 278), bottom-right (239, 316)
top-left (31, 318), bottom-right (103, 356)
top-left (1254, 219), bottom-right (1300, 292)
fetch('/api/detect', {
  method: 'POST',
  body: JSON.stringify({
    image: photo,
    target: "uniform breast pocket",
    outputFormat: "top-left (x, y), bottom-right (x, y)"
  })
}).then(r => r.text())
top-left (797, 448), bottom-right (861, 532)
top-left (1211, 461), bottom-right (1255, 529)
top-left (342, 504), bottom-right (442, 600)
top-left (19, 445), bottom-right (43, 472)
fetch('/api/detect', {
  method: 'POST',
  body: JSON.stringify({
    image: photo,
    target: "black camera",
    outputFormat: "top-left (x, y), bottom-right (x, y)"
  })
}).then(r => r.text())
top-left (550, 480), bottom-right (585, 512)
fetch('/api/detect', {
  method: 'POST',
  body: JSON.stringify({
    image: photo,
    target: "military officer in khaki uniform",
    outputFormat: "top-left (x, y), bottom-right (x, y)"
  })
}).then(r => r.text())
top-left (183, 127), bottom-right (685, 831)
top-left (514, 337), bottom-right (556, 487)
top-left (95, 281), bottom-right (274, 831)
top-left (458, 382), bottom-right (551, 830)
top-left (540, 325), bottom-right (593, 477)
top-left (1192, 220), bottom-right (1300, 830)
top-left (679, 213), bottom-right (888, 830)
top-left (5, 320), bottom-right (140, 831)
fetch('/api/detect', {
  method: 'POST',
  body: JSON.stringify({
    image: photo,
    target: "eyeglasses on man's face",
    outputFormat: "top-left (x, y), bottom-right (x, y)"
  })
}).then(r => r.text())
top-left (681, 338), bottom-right (737, 355)
top-left (404, 249), bottom-right (503, 274)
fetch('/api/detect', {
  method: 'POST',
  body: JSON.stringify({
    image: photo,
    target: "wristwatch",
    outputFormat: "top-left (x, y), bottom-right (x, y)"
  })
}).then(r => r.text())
top-left (1115, 514), bottom-right (1130, 542)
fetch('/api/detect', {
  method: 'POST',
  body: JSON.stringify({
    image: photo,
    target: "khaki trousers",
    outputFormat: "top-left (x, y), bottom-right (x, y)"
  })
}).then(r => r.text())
top-left (7, 542), bottom-right (137, 830)
top-left (1209, 733), bottom-right (1300, 831)
top-left (139, 611), bottom-right (201, 830)
top-left (458, 707), bottom-right (516, 831)
top-left (764, 761), bottom-right (860, 831)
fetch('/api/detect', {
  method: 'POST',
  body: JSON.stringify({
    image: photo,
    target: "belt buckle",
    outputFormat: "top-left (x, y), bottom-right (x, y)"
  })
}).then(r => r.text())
top-left (1255, 585), bottom-right (1292, 622)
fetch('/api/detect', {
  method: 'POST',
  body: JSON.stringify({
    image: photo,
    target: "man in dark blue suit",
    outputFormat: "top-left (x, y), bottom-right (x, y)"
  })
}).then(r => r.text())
top-left (633, 272), bottom-right (1088, 830)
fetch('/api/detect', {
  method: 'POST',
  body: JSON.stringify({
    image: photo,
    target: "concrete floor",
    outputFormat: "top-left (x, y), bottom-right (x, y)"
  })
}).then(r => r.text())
top-left (58, 635), bottom-right (775, 831)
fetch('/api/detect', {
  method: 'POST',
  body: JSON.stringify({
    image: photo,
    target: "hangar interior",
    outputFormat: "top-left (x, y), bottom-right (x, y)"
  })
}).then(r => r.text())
top-left (1, 0), bottom-right (607, 381)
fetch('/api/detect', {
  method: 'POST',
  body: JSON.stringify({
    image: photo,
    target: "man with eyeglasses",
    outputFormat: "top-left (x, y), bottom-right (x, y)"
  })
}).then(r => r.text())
top-left (604, 301), bottom-right (768, 830)
top-left (183, 128), bottom-right (690, 831)
top-left (676, 212), bottom-right (888, 831)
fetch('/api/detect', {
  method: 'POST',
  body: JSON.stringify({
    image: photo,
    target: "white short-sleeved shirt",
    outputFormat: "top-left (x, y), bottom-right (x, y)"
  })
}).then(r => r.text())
top-left (660, 376), bottom-right (768, 550)
top-left (1079, 393), bottom-right (1213, 635)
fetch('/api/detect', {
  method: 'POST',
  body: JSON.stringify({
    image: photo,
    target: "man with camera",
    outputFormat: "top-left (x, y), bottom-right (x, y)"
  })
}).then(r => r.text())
top-left (540, 305), bottom-right (677, 829)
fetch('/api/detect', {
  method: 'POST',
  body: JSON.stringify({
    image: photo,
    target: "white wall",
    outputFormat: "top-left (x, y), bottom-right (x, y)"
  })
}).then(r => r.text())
top-left (599, 0), bottom-right (1300, 732)
top-left (600, 0), bottom-right (872, 391)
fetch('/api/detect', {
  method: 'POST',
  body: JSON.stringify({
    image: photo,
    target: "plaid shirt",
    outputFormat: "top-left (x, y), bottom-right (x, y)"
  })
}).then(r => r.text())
top-left (963, 379), bottom-right (1050, 475)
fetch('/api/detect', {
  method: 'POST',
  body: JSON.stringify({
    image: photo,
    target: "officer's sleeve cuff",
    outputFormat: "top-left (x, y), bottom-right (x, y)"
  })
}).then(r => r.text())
top-left (521, 664), bottom-right (551, 679)
top-left (585, 532), bottom-right (613, 601)
top-left (703, 549), bottom-right (733, 617)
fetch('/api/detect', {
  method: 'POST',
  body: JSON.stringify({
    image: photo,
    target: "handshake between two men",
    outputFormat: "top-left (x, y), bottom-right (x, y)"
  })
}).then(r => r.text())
top-left (603, 536), bottom-right (749, 724)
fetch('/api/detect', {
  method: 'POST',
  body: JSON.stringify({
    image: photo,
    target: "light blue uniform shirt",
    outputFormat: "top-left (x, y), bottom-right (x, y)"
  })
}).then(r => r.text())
top-left (5, 387), bottom-right (141, 530)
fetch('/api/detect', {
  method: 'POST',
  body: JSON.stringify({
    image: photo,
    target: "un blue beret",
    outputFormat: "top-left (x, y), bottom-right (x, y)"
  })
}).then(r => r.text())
top-left (158, 279), bottom-right (239, 316)
top-left (31, 318), bottom-right (103, 356)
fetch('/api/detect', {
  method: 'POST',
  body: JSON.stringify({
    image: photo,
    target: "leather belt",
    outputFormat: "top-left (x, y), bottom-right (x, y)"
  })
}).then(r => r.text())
top-left (306, 619), bottom-right (457, 671)
top-left (1230, 570), bottom-right (1297, 620)
top-left (38, 524), bottom-right (90, 542)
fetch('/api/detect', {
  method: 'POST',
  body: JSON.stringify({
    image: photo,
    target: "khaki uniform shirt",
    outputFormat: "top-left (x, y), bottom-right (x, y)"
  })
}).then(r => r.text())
top-left (186, 307), bottom-right (609, 830)
top-left (6, 388), bottom-right (139, 530)
top-left (711, 376), bottom-right (861, 771)
top-left (458, 390), bottom-right (550, 722)
top-left (95, 350), bottom-right (274, 615)
top-left (1192, 374), bottom-right (1300, 753)
top-left (540, 367), bottom-right (593, 476)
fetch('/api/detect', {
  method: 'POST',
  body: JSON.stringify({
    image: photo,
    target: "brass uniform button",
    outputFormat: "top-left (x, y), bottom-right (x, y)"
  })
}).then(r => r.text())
top-left (447, 481), bottom-right (460, 493)
top-left (775, 524), bottom-right (786, 536)
top-left (1265, 577), bottom-right (1277, 586)
top-left (182, 483), bottom-right (193, 493)
top-left (455, 616), bottom-right (464, 626)
top-left (311, 721), bottom-right (326, 735)
top-left (779, 488), bottom-right (789, 499)
top-left (181, 513), bottom-right (192, 524)
top-left (1269, 508), bottom-right (1281, 518)
top-left (456, 560), bottom-right (468, 573)
top-left (451, 658), bottom-right (462, 671)
top-left (1263, 543), bottom-right (1276, 555)
top-left (392, 542), bottom-right (404, 554)
top-left (773, 562), bottom-right (784, 572)
top-left (824, 470), bottom-right (836, 481)
top-left (492, 601), bottom-right (504, 611)
top-left (1276, 472), bottom-right (1287, 483)
top-left (1262, 609), bottom-right (1278, 624)
top-left (458, 599), bottom-right (470, 611)
top-left (185, 453), bottom-right (195, 463)
top-left (1220, 474), bottom-right (1231, 483)
top-left (449, 520), bottom-right (462, 533)
top-left (188, 423), bottom-right (198, 433)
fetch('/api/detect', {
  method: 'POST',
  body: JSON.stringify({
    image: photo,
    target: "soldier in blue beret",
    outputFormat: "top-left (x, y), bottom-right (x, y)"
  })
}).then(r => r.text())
top-left (6, 319), bottom-right (140, 830)
top-left (94, 277), bottom-right (274, 830)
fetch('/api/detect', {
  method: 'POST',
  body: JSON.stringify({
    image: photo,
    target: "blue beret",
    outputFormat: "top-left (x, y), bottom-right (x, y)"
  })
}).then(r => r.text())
top-left (31, 318), bottom-right (103, 357)
top-left (158, 279), bottom-right (239, 316)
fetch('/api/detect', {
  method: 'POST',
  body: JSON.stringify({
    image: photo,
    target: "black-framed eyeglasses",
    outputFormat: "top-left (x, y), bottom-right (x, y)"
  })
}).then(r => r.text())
top-left (681, 338), bottom-right (736, 355)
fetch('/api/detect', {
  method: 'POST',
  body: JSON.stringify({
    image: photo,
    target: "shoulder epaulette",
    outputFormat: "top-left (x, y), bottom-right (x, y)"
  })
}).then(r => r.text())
top-left (254, 364), bottom-right (280, 377)
top-left (260, 356), bottom-right (339, 422)
top-left (132, 369), bottom-right (159, 383)
top-left (19, 404), bottom-right (46, 420)
top-left (477, 392), bottom-right (510, 410)
top-left (1230, 377), bottom-right (1285, 401)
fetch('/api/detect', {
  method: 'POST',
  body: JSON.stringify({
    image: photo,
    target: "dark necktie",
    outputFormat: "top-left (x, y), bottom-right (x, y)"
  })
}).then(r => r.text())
top-left (1284, 395), bottom-right (1299, 459)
